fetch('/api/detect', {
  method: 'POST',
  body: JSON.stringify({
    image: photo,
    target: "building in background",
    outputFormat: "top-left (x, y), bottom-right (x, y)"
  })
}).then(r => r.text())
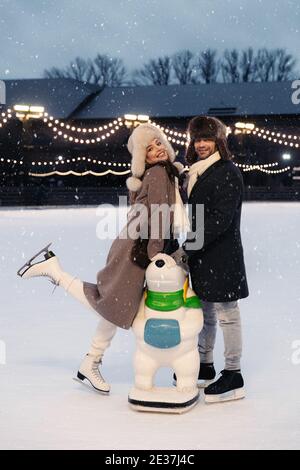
top-left (0, 78), bottom-right (299, 205)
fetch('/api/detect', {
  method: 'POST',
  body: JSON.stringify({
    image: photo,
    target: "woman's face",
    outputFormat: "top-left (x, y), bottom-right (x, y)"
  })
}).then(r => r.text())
top-left (146, 138), bottom-right (169, 164)
top-left (194, 138), bottom-right (216, 160)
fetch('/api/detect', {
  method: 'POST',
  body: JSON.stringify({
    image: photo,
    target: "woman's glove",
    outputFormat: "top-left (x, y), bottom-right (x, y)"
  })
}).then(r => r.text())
top-left (131, 238), bottom-right (151, 269)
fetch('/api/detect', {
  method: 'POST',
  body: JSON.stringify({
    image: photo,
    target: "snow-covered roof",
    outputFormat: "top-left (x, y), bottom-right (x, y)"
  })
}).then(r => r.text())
top-left (3, 78), bottom-right (100, 119)
top-left (2, 79), bottom-right (299, 120)
top-left (74, 81), bottom-right (300, 119)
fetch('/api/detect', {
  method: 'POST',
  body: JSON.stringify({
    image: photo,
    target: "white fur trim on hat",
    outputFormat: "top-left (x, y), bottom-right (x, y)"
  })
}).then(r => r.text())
top-left (126, 176), bottom-right (142, 192)
top-left (126, 123), bottom-right (176, 191)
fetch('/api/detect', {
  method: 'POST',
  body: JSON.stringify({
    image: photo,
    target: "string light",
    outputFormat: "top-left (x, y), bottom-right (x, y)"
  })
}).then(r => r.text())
top-left (1, 110), bottom-right (298, 177)
top-left (233, 123), bottom-right (300, 148)
top-left (43, 113), bottom-right (125, 144)
top-left (29, 169), bottom-right (131, 177)
top-left (236, 163), bottom-right (279, 169)
top-left (149, 120), bottom-right (187, 146)
top-left (29, 156), bottom-right (131, 168)
top-left (0, 156), bottom-right (23, 165)
top-left (0, 109), bottom-right (13, 128)
top-left (235, 163), bottom-right (291, 174)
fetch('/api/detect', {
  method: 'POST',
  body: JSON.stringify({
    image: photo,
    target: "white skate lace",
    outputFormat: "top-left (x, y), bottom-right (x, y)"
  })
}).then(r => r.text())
top-left (33, 272), bottom-right (59, 294)
top-left (91, 360), bottom-right (106, 385)
top-left (29, 271), bottom-right (59, 286)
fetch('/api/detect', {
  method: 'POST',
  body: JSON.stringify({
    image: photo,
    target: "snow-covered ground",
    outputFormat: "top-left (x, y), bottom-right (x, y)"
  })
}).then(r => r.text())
top-left (0, 202), bottom-right (300, 450)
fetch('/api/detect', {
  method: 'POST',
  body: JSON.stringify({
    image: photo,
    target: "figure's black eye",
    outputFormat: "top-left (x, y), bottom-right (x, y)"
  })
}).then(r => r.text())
top-left (155, 260), bottom-right (165, 268)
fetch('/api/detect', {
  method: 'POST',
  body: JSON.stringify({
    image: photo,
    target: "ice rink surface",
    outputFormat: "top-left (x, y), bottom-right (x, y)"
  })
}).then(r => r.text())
top-left (0, 202), bottom-right (299, 449)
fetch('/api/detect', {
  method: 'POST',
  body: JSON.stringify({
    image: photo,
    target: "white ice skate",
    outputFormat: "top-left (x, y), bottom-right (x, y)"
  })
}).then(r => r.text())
top-left (17, 243), bottom-right (92, 309)
top-left (73, 354), bottom-right (110, 394)
top-left (17, 243), bottom-right (60, 286)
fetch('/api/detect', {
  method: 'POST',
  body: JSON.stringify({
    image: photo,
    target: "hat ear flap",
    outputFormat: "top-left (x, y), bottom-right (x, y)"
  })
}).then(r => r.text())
top-left (216, 139), bottom-right (231, 160)
top-left (131, 143), bottom-right (146, 177)
top-left (185, 140), bottom-right (197, 165)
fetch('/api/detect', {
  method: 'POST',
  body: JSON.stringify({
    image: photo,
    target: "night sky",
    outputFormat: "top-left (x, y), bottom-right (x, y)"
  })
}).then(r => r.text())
top-left (0, 0), bottom-right (300, 79)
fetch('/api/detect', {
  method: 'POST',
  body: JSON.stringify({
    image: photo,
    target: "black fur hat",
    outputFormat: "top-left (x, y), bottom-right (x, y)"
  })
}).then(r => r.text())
top-left (185, 116), bottom-right (231, 165)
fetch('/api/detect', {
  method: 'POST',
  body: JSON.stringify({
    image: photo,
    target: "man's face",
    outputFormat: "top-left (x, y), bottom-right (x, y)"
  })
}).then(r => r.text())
top-left (146, 138), bottom-right (169, 164)
top-left (194, 138), bottom-right (216, 160)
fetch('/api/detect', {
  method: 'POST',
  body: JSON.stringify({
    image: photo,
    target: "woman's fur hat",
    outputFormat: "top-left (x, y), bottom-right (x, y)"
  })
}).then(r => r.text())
top-left (126, 123), bottom-right (176, 192)
top-left (185, 116), bottom-right (231, 164)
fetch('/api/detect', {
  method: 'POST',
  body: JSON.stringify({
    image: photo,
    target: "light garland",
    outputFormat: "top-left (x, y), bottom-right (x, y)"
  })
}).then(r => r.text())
top-left (29, 169), bottom-right (131, 177)
top-left (149, 120), bottom-right (187, 146)
top-left (236, 164), bottom-right (290, 174)
top-left (43, 113), bottom-right (125, 144)
top-left (0, 109), bottom-right (13, 128)
top-left (152, 120), bottom-right (300, 151)
top-left (250, 127), bottom-right (300, 148)
top-left (0, 156), bottom-right (23, 165)
top-left (0, 155), bottom-right (290, 175)
top-left (236, 163), bottom-right (279, 169)
top-left (232, 123), bottom-right (300, 148)
top-left (30, 156), bottom-right (131, 168)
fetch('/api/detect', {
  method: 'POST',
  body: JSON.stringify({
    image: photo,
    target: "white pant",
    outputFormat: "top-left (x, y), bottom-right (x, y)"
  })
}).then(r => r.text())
top-left (88, 318), bottom-right (117, 358)
top-left (60, 271), bottom-right (117, 358)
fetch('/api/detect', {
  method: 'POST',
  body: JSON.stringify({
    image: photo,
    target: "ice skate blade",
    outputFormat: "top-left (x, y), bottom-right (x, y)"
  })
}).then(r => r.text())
top-left (204, 387), bottom-right (245, 404)
top-left (17, 242), bottom-right (53, 277)
top-left (128, 386), bottom-right (199, 414)
top-left (173, 378), bottom-right (214, 389)
top-left (73, 376), bottom-right (110, 395)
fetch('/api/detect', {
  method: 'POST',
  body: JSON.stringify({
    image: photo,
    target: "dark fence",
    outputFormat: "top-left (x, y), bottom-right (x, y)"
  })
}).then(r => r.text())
top-left (0, 186), bottom-right (128, 207)
top-left (0, 185), bottom-right (300, 207)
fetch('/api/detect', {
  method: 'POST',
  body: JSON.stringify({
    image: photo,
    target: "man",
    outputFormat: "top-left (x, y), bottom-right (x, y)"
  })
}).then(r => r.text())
top-left (181, 116), bottom-right (249, 403)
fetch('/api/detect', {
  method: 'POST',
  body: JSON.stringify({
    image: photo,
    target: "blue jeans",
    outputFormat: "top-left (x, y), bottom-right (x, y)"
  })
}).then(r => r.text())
top-left (199, 301), bottom-right (242, 370)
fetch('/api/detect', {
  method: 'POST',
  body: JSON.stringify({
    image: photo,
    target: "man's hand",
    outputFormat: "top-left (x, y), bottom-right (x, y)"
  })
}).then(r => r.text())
top-left (171, 247), bottom-right (189, 272)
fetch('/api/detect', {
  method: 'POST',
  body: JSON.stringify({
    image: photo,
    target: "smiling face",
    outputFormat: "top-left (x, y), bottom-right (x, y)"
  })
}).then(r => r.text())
top-left (146, 138), bottom-right (169, 164)
top-left (194, 138), bottom-right (217, 160)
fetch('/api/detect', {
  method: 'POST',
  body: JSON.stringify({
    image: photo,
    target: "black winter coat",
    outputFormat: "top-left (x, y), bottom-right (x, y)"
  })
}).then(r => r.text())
top-left (183, 160), bottom-right (249, 302)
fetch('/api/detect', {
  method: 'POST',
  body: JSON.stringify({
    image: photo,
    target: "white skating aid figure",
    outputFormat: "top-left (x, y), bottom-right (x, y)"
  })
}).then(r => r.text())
top-left (128, 253), bottom-right (203, 413)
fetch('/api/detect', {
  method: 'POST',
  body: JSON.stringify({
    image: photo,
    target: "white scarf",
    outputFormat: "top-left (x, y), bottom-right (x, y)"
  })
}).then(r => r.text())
top-left (187, 151), bottom-right (221, 197)
top-left (173, 177), bottom-right (190, 236)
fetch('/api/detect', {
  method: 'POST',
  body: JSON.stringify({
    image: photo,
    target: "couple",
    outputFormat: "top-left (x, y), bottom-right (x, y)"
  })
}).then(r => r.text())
top-left (18, 116), bottom-right (249, 404)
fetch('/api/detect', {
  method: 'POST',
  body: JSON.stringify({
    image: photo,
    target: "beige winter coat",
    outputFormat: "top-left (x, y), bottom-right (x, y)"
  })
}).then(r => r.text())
top-left (83, 163), bottom-right (176, 329)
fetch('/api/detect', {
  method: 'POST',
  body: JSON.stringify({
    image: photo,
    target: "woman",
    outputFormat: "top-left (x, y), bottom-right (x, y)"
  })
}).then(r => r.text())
top-left (17, 123), bottom-right (186, 394)
top-left (179, 116), bottom-right (249, 403)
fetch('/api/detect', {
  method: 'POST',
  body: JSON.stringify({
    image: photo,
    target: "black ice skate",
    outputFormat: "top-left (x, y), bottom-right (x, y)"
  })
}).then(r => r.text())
top-left (173, 362), bottom-right (216, 388)
top-left (204, 369), bottom-right (245, 403)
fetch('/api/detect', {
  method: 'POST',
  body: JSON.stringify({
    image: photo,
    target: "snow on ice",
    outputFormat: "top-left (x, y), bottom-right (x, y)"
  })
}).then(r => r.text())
top-left (0, 202), bottom-right (300, 449)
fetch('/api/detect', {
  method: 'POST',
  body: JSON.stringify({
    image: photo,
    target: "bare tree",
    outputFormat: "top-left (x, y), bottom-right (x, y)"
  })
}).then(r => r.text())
top-left (89, 54), bottom-right (126, 87)
top-left (221, 49), bottom-right (240, 83)
top-left (253, 48), bottom-right (276, 82)
top-left (132, 56), bottom-right (173, 85)
top-left (253, 48), bottom-right (296, 82)
top-left (271, 48), bottom-right (296, 81)
top-left (196, 49), bottom-right (219, 83)
top-left (239, 48), bottom-right (256, 82)
top-left (44, 57), bottom-right (93, 83)
top-left (44, 54), bottom-right (127, 87)
top-left (172, 50), bottom-right (196, 84)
